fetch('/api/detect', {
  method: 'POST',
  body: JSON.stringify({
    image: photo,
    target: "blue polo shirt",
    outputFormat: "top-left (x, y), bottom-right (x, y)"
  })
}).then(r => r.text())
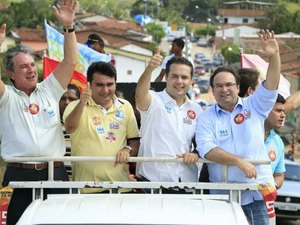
top-left (265, 129), bottom-right (286, 174)
top-left (196, 83), bottom-right (277, 205)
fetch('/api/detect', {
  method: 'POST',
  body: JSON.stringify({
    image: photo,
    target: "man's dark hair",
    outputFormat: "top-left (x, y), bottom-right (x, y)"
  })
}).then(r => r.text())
top-left (172, 38), bottom-right (185, 50)
top-left (87, 61), bottom-right (117, 83)
top-left (87, 33), bottom-right (104, 47)
top-left (165, 56), bottom-right (193, 78)
top-left (276, 93), bottom-right (286, 104)
top-left (238, 68), bottom-right (260, 97)
top-left (210, 66), bottom-right (240, 88)
top-left (67, 84), bottom-right (80, 98)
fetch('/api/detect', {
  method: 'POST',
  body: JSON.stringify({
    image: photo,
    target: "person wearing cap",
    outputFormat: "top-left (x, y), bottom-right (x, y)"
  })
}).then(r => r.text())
top-left (85, 33), bottom-right (115, 66)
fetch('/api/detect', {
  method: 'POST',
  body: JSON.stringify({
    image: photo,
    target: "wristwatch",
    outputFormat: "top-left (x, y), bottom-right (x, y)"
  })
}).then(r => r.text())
top-left (63, 26), bottom-right (75, 33)
top-left (123, 145), bottom-right (133, 152)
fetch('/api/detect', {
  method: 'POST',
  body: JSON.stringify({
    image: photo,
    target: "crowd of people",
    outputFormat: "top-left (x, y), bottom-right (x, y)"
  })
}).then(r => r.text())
top-left (0, 1), bottom-right (295, 224)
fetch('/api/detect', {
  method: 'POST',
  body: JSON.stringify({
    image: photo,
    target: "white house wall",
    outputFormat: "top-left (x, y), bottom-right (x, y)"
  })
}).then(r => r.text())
top-left (115, 54), bottom-right (160, 83)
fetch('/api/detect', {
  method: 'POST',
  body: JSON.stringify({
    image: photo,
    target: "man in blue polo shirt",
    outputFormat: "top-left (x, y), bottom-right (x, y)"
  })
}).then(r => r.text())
top-left (195, 29), bottom-right (281, 225)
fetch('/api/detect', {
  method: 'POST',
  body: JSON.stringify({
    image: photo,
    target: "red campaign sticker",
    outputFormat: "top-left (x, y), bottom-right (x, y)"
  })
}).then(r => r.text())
top-left (28, 103), bottom-right (39, 115)
top-left (187, 110), bottom-right (196, 120)
top-left (234, 113), bottom-right (245, 124)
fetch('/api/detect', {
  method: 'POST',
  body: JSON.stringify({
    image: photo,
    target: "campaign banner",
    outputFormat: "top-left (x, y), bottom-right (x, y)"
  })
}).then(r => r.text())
top-left (44, 21), bottom-right (111, 75)
top-left (43, 56), bottom-right (86, 92)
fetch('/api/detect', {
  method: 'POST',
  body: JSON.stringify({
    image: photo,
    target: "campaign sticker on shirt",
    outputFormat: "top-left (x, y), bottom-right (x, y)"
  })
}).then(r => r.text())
top-left (234, 113), bottom-right (245, 124)
top-left (244, 109), bottom-right (251, 119)
top-left (29, 103), bottom-right (39, 115)
top-left (93, 116), bottom-right (101, 126)
top-left (115, 110), bottom-right (124, 119)
top-left (96, 125), bottom-right (105, 135)
top-left (165, 105), bottom-right (172, 113)
top-left (46, 108), bottom-right (55, 119)
top-left (22, 103), bottom-right (28, 112)
top-left (106, 132), bottom-right (116, 142)
top-left (110, 121), bottom-right (120, 129)
top-left (269, 146), bottom-right (277, 161)
top-left (187, 110), bottom-right (196, 120)
top-left (183, 117), bottom-right (192, 125)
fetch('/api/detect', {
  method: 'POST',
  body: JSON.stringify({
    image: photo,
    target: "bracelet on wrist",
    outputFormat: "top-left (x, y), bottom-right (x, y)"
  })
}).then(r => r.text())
top-left (123, 145), bottom-right (133, 152)
top-left (63, 26), bottom-right (75, 33)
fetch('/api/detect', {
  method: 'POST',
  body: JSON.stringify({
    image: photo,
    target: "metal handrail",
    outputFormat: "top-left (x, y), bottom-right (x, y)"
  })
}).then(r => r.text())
top-left (5, 156), bottom-right (269, 182)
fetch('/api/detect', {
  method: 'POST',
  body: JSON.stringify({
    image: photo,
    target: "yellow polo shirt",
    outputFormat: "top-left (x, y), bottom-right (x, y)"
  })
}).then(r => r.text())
top-left (63, 96), bottom-right (140, 193)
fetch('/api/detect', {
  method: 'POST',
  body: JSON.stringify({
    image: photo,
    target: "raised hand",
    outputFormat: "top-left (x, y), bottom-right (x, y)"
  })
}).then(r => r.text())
top-left (0, 24), bottom-right (6, 47)
top-left (256, 29), bottom-right (279, 58)
top-left (52, 0), bottom-right (76, 27)
top-left (79, 82), bottom-right (92, 106)
top-left (148, 48), bottom-right (163, 71)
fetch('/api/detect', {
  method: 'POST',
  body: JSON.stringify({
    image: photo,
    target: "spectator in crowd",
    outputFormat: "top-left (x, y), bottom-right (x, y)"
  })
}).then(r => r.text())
top-left (59, 83), bottom-right (80, 180)
top-left (63, 61), bottom-right (140, 193)
top-left (0, 0), bottom-right (78, 224)
top-left (135, 52), bottom-right (202, 193)
top-left (238, 68), bottom-right (260, 97)
top-left (196, 30), bottom-right (280, 225)
top-left (59, 83), bottom-right (80, 122)
top-left (155, 38), bottom-right (187, 82)
top-left (264, 94), bottom-right (286, 189)
top-left (85, 33), bottom-right (115, 66)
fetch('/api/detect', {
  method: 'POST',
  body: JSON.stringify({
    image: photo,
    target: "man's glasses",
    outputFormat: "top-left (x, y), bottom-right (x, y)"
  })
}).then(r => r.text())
top-left (213, 82), bottom-right (236, 90)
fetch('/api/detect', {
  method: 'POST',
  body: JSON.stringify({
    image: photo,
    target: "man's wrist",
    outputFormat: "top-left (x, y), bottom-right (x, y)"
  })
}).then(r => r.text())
top-left (63, 25), bottom-right (75, 33)
top-left (123, 145), bottom-right (133, 153)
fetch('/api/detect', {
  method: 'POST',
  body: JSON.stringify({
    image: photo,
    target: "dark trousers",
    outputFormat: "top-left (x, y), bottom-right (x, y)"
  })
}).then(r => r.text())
top-left (2, 165), bottom-right (69, 225)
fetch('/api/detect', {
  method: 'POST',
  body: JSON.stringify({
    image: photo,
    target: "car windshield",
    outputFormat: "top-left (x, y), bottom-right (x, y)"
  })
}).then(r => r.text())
top-left (285, 163), bottom-right (300, 181)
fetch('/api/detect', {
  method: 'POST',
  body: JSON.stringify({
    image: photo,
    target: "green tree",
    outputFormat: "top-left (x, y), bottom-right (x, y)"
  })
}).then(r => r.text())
top-left (0, 0), bottom-right (56, 30)
top-left (257, 2), bottom-right (293, 34)
top-left (221, 44), bottom-right (240, 65)
top-left (145, 23), bottom-right (165, 43)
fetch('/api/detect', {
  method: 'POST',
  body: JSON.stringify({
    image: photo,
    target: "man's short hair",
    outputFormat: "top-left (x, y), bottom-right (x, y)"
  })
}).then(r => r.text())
top-left (238, 68), bottom-right (260, 97)
top-left (3, 45), bottom-right (34, 72)
top-left (87, 61), bottom-right (117, 83)
top-left (276, 93), bottom-right (286, 104)
top-left (87, 33), bottom-right (104, 47)
top-left (210, 67), bottom-right (240, 88)
top-left (165, 56), bottom-right (193, 78)
top-left (67, 84), bottom-right (80, 98)
top-left (172, 38), bottom-right (185, 50)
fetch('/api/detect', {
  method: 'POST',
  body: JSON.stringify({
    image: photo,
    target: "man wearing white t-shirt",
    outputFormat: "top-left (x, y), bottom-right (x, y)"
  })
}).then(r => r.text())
top-left (155, 38), bottom-right (186, 82)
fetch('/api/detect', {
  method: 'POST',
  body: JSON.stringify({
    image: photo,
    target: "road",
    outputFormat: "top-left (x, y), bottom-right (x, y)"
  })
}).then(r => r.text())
top-left (159, 37), bottom-right (214, 62)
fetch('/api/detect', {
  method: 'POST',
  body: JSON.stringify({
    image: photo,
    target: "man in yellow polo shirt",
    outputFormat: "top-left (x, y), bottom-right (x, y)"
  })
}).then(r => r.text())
top-left (63, 62), bottom-right (140, 193)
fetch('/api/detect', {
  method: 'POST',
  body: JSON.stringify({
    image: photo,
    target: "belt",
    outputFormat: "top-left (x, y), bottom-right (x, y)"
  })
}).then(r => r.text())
top-left (7, 161), bottom-right (64, 170)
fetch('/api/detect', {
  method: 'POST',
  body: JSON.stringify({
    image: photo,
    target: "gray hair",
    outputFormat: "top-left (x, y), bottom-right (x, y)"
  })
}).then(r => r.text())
top-left (3, 45), bottom-right (34, 72)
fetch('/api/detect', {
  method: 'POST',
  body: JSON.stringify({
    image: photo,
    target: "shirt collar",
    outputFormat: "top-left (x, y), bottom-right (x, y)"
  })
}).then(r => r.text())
top-left (215, 96), bottom-right (243, 114)
top-left (160, 89), bottom-right (191, 107)
top-left (87, 95), bottom-right (123, 108)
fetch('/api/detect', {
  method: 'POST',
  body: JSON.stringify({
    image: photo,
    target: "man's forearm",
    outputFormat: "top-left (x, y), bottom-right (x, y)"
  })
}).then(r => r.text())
top-left (65, 103), bottom-right (85, 133)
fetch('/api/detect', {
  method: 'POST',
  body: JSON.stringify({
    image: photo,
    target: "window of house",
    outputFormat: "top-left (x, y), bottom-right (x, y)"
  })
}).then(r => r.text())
top-left (242, 18), bottom-right (248, 23)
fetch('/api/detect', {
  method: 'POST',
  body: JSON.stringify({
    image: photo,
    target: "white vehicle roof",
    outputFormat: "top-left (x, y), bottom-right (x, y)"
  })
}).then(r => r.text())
top-left (17, 194), bottom-right (248, 225)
